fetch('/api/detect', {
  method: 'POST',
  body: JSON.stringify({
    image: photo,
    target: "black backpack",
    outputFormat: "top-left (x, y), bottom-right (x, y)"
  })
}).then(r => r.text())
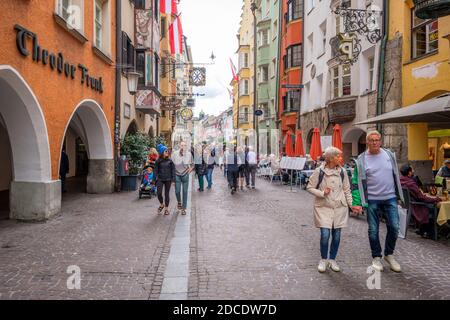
top-left (315, 168), bottom-right (346, 189)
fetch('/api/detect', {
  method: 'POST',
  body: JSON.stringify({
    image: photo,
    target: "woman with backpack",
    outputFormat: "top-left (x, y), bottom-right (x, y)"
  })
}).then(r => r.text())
top-left (306, 146), bottom-right (361, 273)
top-left (153, 144), bottom-right (176, 215)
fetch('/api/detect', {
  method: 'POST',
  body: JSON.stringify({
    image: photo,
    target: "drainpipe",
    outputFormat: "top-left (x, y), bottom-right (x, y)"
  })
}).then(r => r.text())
top-left (114, 0), bottom-right (122, 192)
top-left (274, 0), bottom-right (283, 152)
top-left (376, 0), bottom-right (388, 133)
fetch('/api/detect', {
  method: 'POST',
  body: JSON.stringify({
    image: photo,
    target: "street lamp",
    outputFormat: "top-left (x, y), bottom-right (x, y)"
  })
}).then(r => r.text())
top-left (126, 70), bottom-right (141, 95)
top-left (250, 1), bottom-right (259, 157)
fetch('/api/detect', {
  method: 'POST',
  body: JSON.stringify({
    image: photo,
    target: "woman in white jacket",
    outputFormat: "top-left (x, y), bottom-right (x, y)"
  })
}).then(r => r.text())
top-left (307, 147), bottom-right (361, 273)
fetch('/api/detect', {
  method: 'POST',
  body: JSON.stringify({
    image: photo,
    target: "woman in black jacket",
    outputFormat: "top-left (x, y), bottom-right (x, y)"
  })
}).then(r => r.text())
top-left (194, 144), bottom-right (207, 192)
top-left (154, 144), bottom-right (176, 215)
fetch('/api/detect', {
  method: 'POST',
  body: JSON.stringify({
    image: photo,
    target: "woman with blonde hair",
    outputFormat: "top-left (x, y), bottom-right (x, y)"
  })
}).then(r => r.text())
top-left (307, 146), bottom-right (361, 273)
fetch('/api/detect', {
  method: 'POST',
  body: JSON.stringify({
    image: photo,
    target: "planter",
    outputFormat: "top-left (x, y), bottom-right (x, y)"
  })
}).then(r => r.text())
top-left (121, 175), bottom-right (140, 191)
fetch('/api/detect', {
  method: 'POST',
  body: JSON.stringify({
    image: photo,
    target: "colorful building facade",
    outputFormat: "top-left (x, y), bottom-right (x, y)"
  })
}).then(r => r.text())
top-left (278, 0), bottom-right (303, 154)
top-left (0, 0), bottom-right (117, 220)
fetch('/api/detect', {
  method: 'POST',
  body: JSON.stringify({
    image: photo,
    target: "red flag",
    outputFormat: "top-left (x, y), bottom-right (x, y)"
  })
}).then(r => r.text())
top-left (160, 0), bottom-right (177, 14)
top-left (169, 15), bottom-right (183, 55)
top-left (230, 58), bottom-right (238, 82)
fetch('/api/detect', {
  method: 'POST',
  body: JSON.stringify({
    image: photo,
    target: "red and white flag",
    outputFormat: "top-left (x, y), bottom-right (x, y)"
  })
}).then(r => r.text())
top-left (160, 0), bottom-right (178, 15)
top-left (230, 58), bottom-right (238, 82)
top-left (169, 15), bottom-right (183, 55)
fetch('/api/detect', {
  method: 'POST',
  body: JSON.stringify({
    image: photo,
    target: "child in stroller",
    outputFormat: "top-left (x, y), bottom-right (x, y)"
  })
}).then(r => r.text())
top-left (139, 165), bottom-right (157, 199)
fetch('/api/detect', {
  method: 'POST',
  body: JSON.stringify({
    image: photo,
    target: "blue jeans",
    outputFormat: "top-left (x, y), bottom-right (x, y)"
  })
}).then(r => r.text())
top-left (367, 197), bottom-right (400, 258)
top-left (206, 167), bottom-right (214, 188)
top-left (320, 228), bottom-right (341, 260)
top-left (175, 174), bottom-right (189, 209)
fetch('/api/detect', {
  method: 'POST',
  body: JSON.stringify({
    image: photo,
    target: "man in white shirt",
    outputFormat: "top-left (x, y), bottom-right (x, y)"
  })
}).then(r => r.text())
top-left (246, 146), bottom-right (257, 189)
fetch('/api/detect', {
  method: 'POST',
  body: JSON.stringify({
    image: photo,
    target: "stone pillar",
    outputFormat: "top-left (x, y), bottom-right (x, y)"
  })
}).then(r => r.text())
top-left (10, 180), bottom-right (61, 221)
top-left (87, 159), bottom-right (114, 194)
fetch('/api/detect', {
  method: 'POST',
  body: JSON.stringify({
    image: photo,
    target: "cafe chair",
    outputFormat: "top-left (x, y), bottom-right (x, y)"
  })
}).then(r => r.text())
top-left (402, 188), bottom-right (438, 241)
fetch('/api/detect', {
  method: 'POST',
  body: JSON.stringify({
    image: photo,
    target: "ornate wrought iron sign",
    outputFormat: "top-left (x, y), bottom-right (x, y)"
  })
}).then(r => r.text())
top-left (330, 33), bottom-right (362, 65)
top-left (161, 97), bottom-right (182, 111)
top-left (333, 6), bottom-right (383, 44)
top-left (189, 67), bottom-right (206, 86)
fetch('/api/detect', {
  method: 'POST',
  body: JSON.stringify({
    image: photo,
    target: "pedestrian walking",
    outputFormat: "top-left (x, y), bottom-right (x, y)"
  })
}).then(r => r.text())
top-left (172, 141), bottom-right (193, 215)
top-left (226, 145), bottom-right (239, 194)
top-left (206, 146), bottom-right (216, 189)
top-left (246, 146), bottom-right (257, 189)
top-left (307, 147), bottom-right (361, 273)
top-left (352, 130), bottom-right (405, 272)
top-left (59, 149), bottom-right (69, 193)
top-left (237, 146), bottom-right (246, 191)
top-left (194, 144), bottom-right (207, 192)
top-left (154, 144), bottom-right (176, 215)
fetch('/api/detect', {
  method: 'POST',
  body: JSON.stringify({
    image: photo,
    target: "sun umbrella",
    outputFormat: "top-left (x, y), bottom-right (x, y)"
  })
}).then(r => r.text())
top-left (309, 127), bottom-right (322, 161)
top-left (294, 130), bottom-right (305, 157)
top-left (332, 124), bottom-right (343, 151)
top-left (285, 132), bottom-right (295, 157)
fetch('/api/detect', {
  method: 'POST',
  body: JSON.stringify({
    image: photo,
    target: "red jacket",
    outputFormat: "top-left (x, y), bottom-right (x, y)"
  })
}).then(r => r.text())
top-left (400, 175), bottom-right (440, 225)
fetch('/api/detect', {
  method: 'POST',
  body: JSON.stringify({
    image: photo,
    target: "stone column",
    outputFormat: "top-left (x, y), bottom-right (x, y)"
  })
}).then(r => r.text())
top-left (10, 180), bottom-right (61, 221)
top-left (87, 159), bottom-right (114, 194)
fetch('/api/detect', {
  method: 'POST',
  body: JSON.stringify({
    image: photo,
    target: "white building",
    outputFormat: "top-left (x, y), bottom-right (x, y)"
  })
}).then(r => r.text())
top-left (300, 0), bottom-right (382, 161)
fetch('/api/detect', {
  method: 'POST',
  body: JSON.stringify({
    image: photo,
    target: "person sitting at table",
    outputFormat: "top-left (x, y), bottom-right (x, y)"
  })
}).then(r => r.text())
top-left (436, 159), bottom-right (450, 178)
top-left (400, 164), bottom-right (441, 239)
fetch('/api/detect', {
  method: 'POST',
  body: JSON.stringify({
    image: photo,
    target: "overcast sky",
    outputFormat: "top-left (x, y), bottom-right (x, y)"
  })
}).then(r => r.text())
top-left (179, 0), bottom-right (242, 117)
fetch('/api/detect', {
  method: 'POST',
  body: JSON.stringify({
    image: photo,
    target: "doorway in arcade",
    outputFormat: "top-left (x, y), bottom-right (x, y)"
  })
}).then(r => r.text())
top-left (0, 115), bottom-right (12, 220)
top-left (59, 100), bottom-right (115, 200)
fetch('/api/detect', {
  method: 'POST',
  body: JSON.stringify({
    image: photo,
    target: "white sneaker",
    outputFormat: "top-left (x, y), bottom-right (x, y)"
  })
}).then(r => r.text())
top-left (329, 259), bottom-right (341, 272)
top-left (371, 257), bottom-right (384, 272)
top-left (317, 259), bottom-right (328, 273)
top-left (384, 255), bottom-right (401, 272)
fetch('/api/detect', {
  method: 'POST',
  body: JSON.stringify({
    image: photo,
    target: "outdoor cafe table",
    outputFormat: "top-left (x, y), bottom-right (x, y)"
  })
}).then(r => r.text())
top-left (437, 201), bottom-right (450, 226)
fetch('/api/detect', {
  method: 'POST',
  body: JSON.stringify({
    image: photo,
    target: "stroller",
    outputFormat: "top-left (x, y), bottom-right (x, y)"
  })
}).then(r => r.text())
top-left (138, 166), bottom-right (157, 199)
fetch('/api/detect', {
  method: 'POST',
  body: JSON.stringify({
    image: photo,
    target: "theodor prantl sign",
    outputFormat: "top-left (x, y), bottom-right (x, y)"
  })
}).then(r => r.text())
top-left (14, 24), bottom-right (103, 93)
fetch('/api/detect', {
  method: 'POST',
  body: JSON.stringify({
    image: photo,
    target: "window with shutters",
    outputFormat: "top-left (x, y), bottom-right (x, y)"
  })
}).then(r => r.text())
top-left (122, 32), bottom-right (135, 71)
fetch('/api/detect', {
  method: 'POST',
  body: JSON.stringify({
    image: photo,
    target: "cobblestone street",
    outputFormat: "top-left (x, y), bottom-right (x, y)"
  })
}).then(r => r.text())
top-left (0, 171), bottom-right (449, 300)
top-left (188, 170), bottom-right (450, 300)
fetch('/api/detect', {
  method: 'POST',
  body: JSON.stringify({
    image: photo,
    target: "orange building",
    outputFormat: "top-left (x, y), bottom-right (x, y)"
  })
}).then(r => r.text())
top-left (0, 1), bottom-right (116, 220)
top-left (278, 0), bottom-right (303, 154)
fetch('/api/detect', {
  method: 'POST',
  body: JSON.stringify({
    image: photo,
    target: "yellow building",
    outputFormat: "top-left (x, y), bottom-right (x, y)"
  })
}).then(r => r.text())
top-left (234, 0), bottom-right (255, 147)
top-left (159, 10), bottom-right (177, 145)
top-left (361, 1), bottom-right (450, 175)
top-left (391, 1), bottom-right (450, 170)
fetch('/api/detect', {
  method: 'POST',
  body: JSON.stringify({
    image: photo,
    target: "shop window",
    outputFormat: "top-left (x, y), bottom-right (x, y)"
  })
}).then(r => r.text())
top-left (412, 8), bottom-right (438, 59)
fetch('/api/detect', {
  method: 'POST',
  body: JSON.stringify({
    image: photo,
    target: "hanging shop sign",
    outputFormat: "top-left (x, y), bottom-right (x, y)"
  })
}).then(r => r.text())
top-left (189, 67), bottom-right (206, 86)
top-left (14, 24), bottom-right (103, 93)
top-left (161, 97), bottom-right (182, 110)
top-left (180, 108), bottom-right (193, 121)
top-left (186, 98), bottom-right (195, 107)
top-left (330, 32), bottom-right (362, 65)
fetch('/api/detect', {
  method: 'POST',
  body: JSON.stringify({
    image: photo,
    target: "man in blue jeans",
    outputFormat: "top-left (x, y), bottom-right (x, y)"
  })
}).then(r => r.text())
top-left (172, 141), bottom-right (193, 215)
top-left (206, 146), bottom-right (216, 189)
top-left (352, 130), bottom-right (405, 273)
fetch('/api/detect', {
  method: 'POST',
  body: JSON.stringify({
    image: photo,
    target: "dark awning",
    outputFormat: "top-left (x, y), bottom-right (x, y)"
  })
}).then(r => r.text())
top-left (356, 94), bottom-right (450, 124)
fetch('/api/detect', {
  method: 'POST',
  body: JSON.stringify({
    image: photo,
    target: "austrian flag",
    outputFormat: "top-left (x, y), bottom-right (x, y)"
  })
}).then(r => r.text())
top-left (169, 15), bottom-right (183, 55)
top-left (160, 0), bottom-right (178, 15)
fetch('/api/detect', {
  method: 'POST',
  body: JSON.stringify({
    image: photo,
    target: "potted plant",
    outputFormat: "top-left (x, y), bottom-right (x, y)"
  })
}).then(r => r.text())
top-left (120, 133), bottom-right (151, 191)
